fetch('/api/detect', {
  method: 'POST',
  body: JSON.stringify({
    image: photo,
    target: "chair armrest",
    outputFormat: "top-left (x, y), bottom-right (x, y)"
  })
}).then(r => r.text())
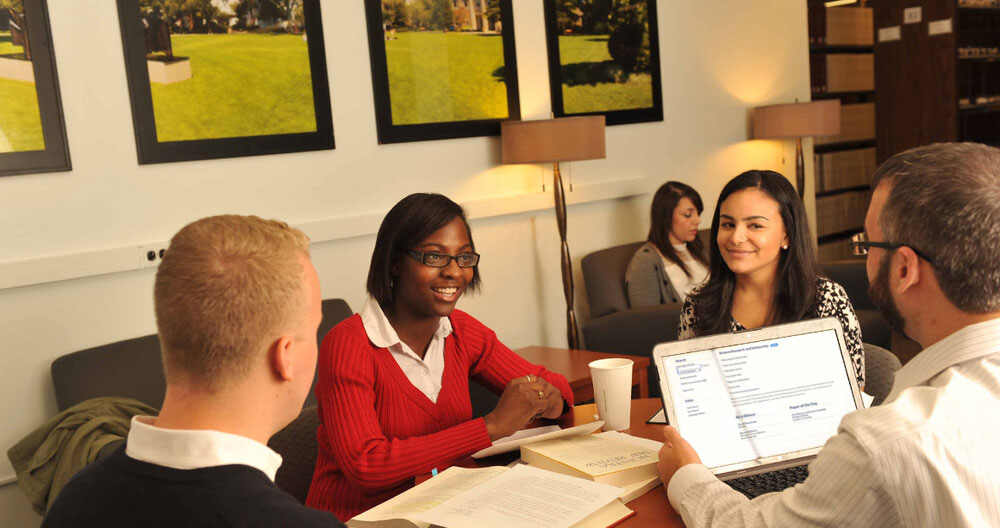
top-left (582, 304), bottom-right (683, 358)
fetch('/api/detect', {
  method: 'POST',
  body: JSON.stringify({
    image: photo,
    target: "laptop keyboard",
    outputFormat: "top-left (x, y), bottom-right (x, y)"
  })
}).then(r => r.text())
top-left (725, 465), bottom-right (809, 499)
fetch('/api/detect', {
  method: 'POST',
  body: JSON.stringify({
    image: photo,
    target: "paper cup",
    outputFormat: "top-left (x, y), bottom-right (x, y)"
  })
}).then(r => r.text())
top-left (589, 358), bottom-right (633, 431)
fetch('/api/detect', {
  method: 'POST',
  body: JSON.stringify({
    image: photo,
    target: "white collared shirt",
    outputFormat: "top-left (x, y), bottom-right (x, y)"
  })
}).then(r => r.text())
top-left (360, 297), bottom-right (451, 403)
top-left (667, 317), bottom-right (1000, 528)
top-left (125, 416), bottom-right (283, 481)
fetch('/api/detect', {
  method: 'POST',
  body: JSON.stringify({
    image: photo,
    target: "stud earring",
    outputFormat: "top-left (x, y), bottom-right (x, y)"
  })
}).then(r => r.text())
top-left (782, 244), bottom-right (789, 250)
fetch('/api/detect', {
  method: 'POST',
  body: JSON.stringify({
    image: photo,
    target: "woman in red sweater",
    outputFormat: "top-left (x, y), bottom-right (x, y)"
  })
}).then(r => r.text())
top-left (306, 193), bottom-right (574, 520)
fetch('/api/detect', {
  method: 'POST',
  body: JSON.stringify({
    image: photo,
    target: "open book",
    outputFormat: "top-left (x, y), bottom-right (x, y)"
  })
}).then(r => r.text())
top-left (520, 432), bottom-right (660, 502)
top-left (346, 464), bottom-right (633, 528)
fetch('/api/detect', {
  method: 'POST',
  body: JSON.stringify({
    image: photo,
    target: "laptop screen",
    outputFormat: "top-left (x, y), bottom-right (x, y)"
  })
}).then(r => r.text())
top-left (659, 326), bottom-right (859, 471)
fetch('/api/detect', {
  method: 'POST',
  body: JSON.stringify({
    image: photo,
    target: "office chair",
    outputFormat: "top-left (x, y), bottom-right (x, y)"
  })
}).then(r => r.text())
top-left (50, 298), bottom-right (355, 412)
top-left (268, 405), bottom-right (321, 504)
top-left (863, 342), bottom-right (901, 406)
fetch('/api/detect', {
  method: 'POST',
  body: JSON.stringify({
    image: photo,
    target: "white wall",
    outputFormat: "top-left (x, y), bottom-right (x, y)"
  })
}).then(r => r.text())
top-left (0, 2), bottom-right (810, 525)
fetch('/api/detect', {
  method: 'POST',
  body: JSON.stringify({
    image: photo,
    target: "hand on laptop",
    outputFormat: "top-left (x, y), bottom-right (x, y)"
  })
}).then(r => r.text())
top-left (658, 426), bottom-right (702, 485)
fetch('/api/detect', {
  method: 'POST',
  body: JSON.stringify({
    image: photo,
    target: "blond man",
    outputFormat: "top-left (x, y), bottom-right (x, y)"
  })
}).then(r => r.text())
top-left (44, 215), bottom-right (344, 528)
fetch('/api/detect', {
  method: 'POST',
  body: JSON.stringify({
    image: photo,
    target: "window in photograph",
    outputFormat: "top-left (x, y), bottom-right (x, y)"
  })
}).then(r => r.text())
top-left (365, 0), bottom-right (521, 144)
top-left (117, 0), bottom-right (334, 164)
top-left (0, 0), bottom-right (71, 177)
top-left (543, 0), bottom-right (663, 125)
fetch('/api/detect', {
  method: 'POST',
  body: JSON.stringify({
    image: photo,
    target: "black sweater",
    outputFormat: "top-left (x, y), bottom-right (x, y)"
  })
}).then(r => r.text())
top-left (42, 446), bottom-right (345, 528)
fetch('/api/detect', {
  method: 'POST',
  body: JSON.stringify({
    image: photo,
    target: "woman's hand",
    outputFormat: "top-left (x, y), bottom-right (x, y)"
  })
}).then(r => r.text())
top-left (483, 375), bottom-right (561, 440)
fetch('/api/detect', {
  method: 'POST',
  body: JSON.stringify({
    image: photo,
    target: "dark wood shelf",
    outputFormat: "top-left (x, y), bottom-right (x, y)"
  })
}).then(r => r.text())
top-left (812, 90), bottom-right (875, 100)
top-left (810, 44), bottom-right (874, 53)
top-left (958, 54), bottom-right (1000, 61)
top-left (959, 101), bottom-right (1000, 114)
top-left (958, 5), bottom-right (1000, 13)
top-left (817, 228), bottom-right (863, 244)
top-left (816, 185), bottom-right (871, 198)
top-left (814, 139), bottom-right (876, 153)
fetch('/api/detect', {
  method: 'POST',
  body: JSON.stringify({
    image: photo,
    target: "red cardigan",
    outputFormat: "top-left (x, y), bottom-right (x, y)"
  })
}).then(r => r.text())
top-left (305, 310), bottom-right (574, 520)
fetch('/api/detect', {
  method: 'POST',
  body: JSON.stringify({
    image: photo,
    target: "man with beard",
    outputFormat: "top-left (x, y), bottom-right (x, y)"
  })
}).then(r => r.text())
top-left (656, 142), bottom-right (1000, 527)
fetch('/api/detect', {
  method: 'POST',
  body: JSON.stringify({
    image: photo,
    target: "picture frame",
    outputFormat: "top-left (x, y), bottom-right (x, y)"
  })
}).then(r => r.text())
top-left (0, 0), bottom-right (71, 177)
top-left (543, 0), bottom-right (663, 126)
top-left (115, 0), bottom-right (334, 165)
top-left (364, 0), bottom-right (521, 144)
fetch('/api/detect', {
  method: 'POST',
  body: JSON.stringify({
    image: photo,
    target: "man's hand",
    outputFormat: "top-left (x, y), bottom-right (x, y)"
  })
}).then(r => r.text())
top-left (658, 426), bottom-right (702, 484)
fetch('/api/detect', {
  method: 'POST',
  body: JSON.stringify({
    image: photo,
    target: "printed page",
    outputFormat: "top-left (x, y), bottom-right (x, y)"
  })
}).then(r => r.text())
top-left (414, 464), bottom-right (624, 528)
top-left (525, 434), bottom-right (657, 477)
top-left (349, 466), bottom-right (508, 525)
top-left (662, 328), bottom-right (857, 468)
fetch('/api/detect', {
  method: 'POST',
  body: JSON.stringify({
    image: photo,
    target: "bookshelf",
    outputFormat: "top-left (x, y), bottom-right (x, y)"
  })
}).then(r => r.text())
top-left (874, 1), bottom-right (1000, 163)
top-left (808, 1), bottom-right (875, 261)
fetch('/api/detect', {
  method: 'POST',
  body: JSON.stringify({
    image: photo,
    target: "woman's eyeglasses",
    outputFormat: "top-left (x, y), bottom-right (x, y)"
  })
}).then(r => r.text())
top-left (407, 250), bottom-right (480, 268)
top-left (849, 232), bottom-right (935, 265)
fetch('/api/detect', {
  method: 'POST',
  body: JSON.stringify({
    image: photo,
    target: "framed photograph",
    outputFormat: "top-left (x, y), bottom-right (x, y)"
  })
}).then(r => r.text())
top-left (0, 0), bottom-right (70, 177)
top-left (543, 0), bottom-right (663, 125)
top-left (116, 0), bottom-right (334, 164)
top-left (364, 0), bottom-right (520, 144)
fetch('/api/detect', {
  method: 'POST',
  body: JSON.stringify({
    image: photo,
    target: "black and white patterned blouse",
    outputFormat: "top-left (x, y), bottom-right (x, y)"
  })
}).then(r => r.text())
top-left (678, 277), bottom-right (866, 386)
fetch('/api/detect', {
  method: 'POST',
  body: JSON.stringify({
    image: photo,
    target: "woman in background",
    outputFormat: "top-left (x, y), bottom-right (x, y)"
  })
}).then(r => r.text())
top-left (679, 170), bottom-right (865, 386)
top-left (626, 181), bottom-right (709, 307)
top-left (307, 193), bottom-right (573, 520)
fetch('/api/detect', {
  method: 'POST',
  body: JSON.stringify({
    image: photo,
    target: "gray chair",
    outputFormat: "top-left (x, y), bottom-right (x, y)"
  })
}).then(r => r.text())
top-left (863, 342), bottom-right (901, 406)
top-left (820, 260), bottom-right (892, 350)
top-left (50, 298), bottom-right (354, 412)
top-left (268, 405), bottom-right (321, 504)
top-left (580, 241), bottom-right (686, 397)
top-left (51, 334), bottom-right (165, 411)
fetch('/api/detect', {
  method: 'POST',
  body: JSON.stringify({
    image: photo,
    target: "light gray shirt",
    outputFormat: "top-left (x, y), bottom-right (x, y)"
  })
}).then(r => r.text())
top-left (667, 317), bottom-right (1000, 527)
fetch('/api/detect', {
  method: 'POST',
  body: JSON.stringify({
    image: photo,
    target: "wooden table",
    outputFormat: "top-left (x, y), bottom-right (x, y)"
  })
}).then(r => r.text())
top-left (515, 346), bottom-right (650, 402)
top-left (572, 398), bottom-right (684, 528)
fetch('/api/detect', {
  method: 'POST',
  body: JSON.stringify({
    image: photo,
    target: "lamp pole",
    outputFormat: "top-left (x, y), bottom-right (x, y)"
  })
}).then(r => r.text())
top-left (553, 161), bottom-right (580, 350)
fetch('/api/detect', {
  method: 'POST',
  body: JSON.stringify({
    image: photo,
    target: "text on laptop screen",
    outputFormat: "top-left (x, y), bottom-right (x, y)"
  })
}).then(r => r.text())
top-left (661, 328), bottom-right (857, 469)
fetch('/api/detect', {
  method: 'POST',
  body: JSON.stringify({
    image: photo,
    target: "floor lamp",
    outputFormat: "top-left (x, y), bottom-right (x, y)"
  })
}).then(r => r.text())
top-left (753, 100), bottom-right (841, 198)
top-left (501, 116), bottom-right (606, 350)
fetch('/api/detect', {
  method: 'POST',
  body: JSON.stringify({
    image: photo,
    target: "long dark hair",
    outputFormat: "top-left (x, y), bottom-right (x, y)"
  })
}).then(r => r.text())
top-left (648, 181), bottom-right (707, 278)
top-left (367, 193), bottom-right (481, 308)
top-left (689, 170), bottom-right (818, 336)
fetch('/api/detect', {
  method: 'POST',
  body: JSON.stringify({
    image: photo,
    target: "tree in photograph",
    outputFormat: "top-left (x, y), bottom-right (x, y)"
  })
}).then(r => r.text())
top-left (231, 0), bottom-right (258, 29)
top-left (382, 0), bottom-right (408, 29)
top-left (140, 0), bottom-right (228, 33)
top-left (426, 0), bottom-right (454, 31)
top-left (557, 0), bottom-right (612, 34)
top-left (606, 0), bottom-right (648, 80)
top-left (405, 0), bottom-right (452, 31)
top-left (485, 0), bottom-right (501, 26)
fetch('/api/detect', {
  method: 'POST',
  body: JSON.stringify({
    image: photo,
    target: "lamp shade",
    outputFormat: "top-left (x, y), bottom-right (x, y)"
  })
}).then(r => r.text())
top-left (501, 116), bottom-right (606, 164)
top-left (753, 100), bottom-right (841, 139)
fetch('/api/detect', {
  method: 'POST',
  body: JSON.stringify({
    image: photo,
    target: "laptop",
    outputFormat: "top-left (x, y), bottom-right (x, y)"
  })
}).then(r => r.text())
top-left (652, 317), bottom-right (864, 498)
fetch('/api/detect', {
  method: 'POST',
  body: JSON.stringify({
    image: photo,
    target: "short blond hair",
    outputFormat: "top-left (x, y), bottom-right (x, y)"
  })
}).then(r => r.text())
top-left (154, 215), bottom-right (311, 390)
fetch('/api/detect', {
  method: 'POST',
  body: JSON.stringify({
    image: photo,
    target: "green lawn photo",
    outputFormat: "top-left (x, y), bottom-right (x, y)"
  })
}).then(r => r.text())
top-left (384, 31), bottom-right (509, 125)
top-left (149, 33), bottom-right (317, 142)
top-left (0, 30), bottom-right (44, 153)
top-left (558, 34), bottom-right (652, 114)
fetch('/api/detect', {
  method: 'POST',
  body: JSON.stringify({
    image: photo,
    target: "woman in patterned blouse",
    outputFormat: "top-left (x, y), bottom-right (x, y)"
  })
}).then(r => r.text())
top-left (678, 170), bottom-right (865, 387)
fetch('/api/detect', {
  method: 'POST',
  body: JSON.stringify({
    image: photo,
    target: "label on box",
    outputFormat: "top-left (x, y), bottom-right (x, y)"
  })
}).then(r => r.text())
top-left (904, 7), bottom-right (922, 24)
top-left (878, 26), bottom-right (902, 42)
top-left (928, 18), bottom-right (953, 36)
